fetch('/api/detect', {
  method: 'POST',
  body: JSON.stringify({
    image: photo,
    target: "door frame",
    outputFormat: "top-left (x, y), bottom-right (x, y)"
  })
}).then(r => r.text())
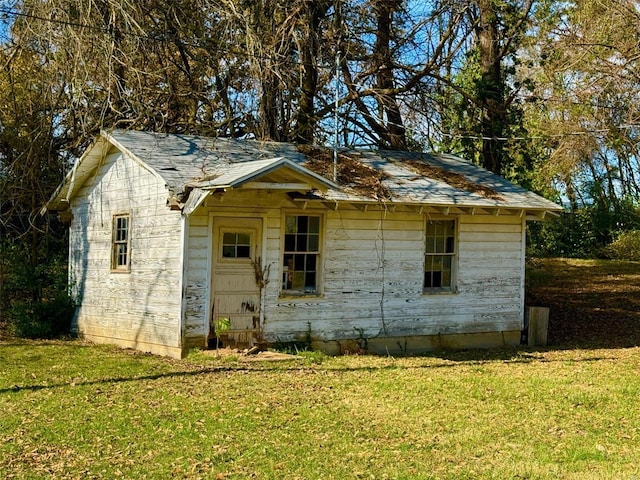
top-left (205, 212), bottom-right (268, 345)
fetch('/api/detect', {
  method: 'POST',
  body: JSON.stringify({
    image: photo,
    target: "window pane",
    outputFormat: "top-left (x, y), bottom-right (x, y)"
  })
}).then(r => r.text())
top-left (296, 234), bottom-right (307, 252)
top-left (294, 254), bottom-right (305, 270)
top-left (305, 254), bottom-right (316, 271)
top-left (237, 233), bottom-right (250, 245)
top-left (285, 216), bottom-right (297, 234)
top-left (223, 232), bottom-right (235, 245)
top-left (298, 215), bottom-right (308, 233)
top-left (446, 235), bottom-right (455, 253)
top-left (442, 256), bottom-right (452, 286)
top-left (284, 234), bottom-right (295, 251)
top-left (236, 245), bottom-right (251, 258)
top-left (308, 234), bottom-right (319, 252)
top-left (309, 216), bottom-right (320, 233)
top-left (426, 237), bottom-right (435, 253)
top-left (292, 272), bottom-right (305, 290)
top-left (424, 271), bottom-right (433, 288)
top-left (305, 272), bottom-right (316, 289)
top-left (222, 246), bottom-right (235, 258)
top-left (117, 244), bottom-right (128, 266)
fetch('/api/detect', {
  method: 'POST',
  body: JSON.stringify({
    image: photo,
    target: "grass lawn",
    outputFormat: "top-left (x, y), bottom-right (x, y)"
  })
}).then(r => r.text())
top-left (2, 258), bottom-right (640, 479)
top-left (2, 342), bottom-right (640, 479)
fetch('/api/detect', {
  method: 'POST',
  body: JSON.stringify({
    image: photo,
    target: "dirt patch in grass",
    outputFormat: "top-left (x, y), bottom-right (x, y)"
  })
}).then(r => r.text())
top-left (298, 145), bottom-right (391, 200)
top-left (200, 347), bottom-right (299, 362)
top-left (526, 258), bottom-right (640, 348)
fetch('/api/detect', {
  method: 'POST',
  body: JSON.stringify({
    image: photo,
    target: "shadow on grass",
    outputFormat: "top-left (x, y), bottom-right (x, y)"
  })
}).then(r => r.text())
top-left (0, 366), bottom-right (245, 394)
top-left (1, 346), bottom-right (620, 395)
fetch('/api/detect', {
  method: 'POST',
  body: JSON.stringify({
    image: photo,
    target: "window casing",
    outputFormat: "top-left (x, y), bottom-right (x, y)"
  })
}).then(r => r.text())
top-left (111, 214), bottom-right (131, 271)
top-left (424, 219), bottom-right (456, 292)
top-left (282, 215), bottom-right (321, 295)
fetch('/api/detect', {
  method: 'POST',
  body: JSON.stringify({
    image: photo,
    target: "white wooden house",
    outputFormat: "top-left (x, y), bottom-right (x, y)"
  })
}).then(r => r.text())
top-left (45, 130), bottom-right (561, 358)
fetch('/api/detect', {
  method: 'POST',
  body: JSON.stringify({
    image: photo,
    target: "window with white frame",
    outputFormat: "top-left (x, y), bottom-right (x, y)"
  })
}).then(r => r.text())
top-left (111, 214), bottom-right (131, 271)
top-left (282, 215), bottom-right (320, 294)
top-left (221, 231), bottom-right (252, 259)
top-left (424, 219), bottom-right (456, 291)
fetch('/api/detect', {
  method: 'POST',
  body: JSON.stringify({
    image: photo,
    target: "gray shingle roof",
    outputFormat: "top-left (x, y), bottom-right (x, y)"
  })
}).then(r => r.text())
top-left (47, 129), bottom-right (561, 215)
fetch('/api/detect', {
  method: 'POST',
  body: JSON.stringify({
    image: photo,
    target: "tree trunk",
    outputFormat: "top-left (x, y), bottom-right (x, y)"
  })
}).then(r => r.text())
top-left (373, 0), bottom-right (406, 150)
top-left (296, 2), bottom-right (330, 144)
top-left (477, 0), bottom-right (504, 174)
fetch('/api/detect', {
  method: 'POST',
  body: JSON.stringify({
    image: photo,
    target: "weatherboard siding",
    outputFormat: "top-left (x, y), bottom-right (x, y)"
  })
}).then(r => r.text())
top-left (267, 211), bottom-right (524, 343)
top-left (182, 190), bottom-right (525, 350)
top-left (69, 150), bottom-right (184, 357)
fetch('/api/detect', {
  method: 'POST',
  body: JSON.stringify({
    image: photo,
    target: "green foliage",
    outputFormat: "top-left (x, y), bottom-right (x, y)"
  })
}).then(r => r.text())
top-left (527, 211), bottom-right (598, 258)
top-left (213, 317), bottom-right (231, 337)
top-left (213, 316), bottom-right (231, 352)
top-left (528, 200), bottom-right (640, 258)
top-left (272, 323), bottom-right (314, 355)
top-left (296, 349), bottom-right (327, 365)
top-left (10, 293), bottom-right (75, 339)
top-left (602, 231), bottom-right (640, 261)
top-left (0, 239), bottom-right (74, 339)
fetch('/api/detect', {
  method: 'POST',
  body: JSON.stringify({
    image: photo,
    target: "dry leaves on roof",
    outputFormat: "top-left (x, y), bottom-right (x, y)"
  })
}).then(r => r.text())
top-left (404, 159), bottom-right (504, 201)
top-left (298, 145), bottom-right (391, 200)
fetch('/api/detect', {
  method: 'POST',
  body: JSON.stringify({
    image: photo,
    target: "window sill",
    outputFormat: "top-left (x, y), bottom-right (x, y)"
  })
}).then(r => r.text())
top-left (422, 288), bottom-right (457, 296)
top-left (279, 292), bottom-right (323, 300)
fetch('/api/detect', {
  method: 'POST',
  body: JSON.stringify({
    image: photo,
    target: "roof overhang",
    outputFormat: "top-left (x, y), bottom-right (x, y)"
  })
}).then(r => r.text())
top-left (43, 135), bottom-right (112, 213)
top-left (181, 156), bottom-right (340, 216)
top-left (286, 194), bottom-right (562, 219)
top-left (187, 156), bottom-right (338, 192)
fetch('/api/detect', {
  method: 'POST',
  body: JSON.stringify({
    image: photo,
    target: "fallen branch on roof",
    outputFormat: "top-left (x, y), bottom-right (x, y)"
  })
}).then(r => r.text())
top-left (297, 145), bottom-right (392, 200)
top-left (404, 160), bottom-right (504, 201)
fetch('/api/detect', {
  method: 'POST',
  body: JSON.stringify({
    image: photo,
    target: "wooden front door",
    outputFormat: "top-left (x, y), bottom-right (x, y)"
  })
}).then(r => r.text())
top-left (210, 217), bottom-right (262, 348)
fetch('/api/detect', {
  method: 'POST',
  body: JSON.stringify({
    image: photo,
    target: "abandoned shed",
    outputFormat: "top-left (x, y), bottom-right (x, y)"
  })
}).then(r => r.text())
top-left (45, 129), bottom-right (562, 358)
